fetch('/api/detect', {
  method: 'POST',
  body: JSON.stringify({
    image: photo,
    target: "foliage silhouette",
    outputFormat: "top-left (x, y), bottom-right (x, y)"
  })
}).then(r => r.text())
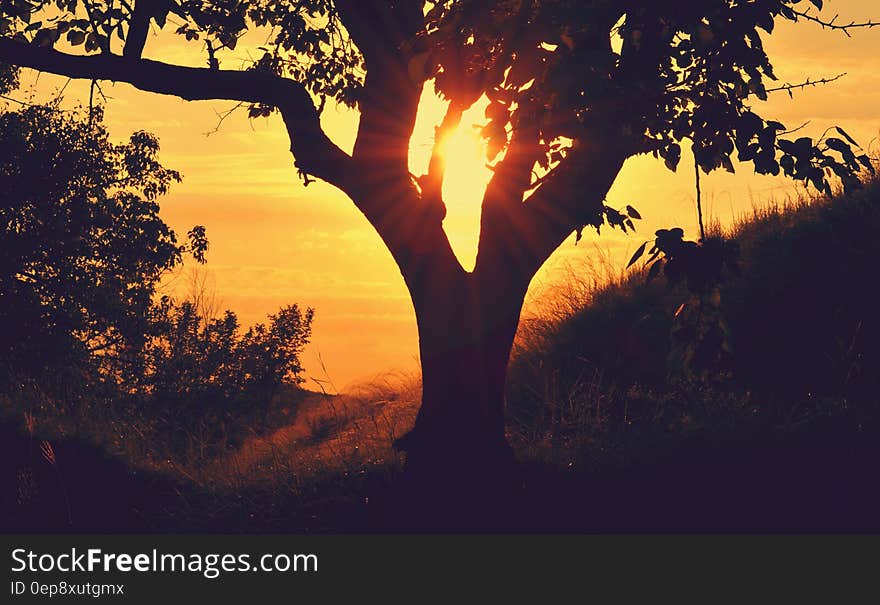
top-left (0, 100), bottom-right (314, 461)
top-left (0, 61), bottom-right (18, 94)
top-left (0, 0), bottom-right (875, 496)
top-left (0, 101), bottom-right (201, 399)
top-left (126, 297), bottom-right (314, 452)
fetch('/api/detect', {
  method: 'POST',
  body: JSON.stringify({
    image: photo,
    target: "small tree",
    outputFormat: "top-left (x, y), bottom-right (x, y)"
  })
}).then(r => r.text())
top-left (0, 1), bottom-right (875, 485)
top-left (237, 305), bottom-right (315, 400)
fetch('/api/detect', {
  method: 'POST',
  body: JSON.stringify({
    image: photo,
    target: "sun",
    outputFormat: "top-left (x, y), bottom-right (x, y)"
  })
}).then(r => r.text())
top-left (439, 121), bottom-right (494, 270)
top-left (439, 124), bottom-right (494, 208)
top-left (409, 92), bottom-right (495, 270)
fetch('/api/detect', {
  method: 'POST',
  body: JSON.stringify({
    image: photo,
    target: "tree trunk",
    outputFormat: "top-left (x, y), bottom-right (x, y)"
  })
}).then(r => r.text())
top-left (395, 267), bottom-right (527, 497)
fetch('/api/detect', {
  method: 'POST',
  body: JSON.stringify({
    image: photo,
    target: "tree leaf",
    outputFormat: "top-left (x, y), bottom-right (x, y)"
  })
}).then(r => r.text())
top-left (67, 30), bottom-right (85, 46)
top-left (824, 137), bottom-right (850, 154)
top-left (627, 241), bottom-right (647, 268)
top-left (835, 127), bottom-right (859, 148)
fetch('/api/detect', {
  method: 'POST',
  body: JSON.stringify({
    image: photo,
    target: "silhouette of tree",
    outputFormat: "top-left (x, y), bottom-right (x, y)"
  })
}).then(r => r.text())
top-left (0, 1), bottom-right (874, 487)
top-left (0, 101), bottom-right (206, 398)
top-left (0, 98), bottom-right (313, 454)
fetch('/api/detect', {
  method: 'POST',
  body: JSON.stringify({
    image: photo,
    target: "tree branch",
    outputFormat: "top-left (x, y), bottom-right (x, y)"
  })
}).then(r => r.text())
top-left (337, 0), bottom-right (425, 172)
top-left (473, 116), bottom-right (541, 280)
top-left (765, 72), bottom-right (847, 96)
top-left (1, 24), bottom-right (465, 309)
top-left (791, 9), bottom-right (878, 37)
top-left (328, 1), bottom-right (468, 288)
top-left (487, 139), bottom-right (629, 279)
top-left (482, 118), bottom-right (541, 210)
top-left (0, 37), bottom-right (352, 187)
top-left (417, 100), bottom-right (465, 219)
top-left (474, 98), bottom-right (640, 282)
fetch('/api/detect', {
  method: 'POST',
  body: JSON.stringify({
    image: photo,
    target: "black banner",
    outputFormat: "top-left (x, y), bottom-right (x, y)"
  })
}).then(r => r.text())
top-left (1, 534), bottom-right (877, 602)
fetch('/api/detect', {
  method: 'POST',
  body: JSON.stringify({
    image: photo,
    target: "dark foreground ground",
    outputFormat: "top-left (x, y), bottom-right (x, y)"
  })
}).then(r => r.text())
top-left (4, 415), bottom-right (879, 534)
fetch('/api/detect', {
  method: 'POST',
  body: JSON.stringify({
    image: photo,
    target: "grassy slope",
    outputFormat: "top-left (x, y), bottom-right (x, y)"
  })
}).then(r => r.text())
top-left (504, 177), bottom-right (880, 531)
top-left (513, 177), bottom-right (880, 400)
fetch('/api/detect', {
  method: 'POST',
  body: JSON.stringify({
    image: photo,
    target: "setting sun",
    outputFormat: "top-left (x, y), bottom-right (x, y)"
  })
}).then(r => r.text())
top-left (440, 119), bottom-right (495, 270)
top-left (410, 93), bottom-right (496, 270)
top-left (438, 120), bottom-right (493, 207)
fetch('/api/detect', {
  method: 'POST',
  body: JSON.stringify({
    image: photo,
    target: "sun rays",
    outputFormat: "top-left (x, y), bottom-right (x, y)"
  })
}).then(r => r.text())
top-left (410, 91), bottom-right (495, 270)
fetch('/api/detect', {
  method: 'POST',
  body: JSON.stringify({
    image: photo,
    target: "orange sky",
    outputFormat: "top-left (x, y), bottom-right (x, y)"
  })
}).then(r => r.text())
top-left (15, 0), bottom-right (880, 390)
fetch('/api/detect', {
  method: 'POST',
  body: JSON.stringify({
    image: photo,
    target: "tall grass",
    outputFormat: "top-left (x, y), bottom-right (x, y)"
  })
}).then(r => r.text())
top-left (507, 173), bottom-right (880, 472)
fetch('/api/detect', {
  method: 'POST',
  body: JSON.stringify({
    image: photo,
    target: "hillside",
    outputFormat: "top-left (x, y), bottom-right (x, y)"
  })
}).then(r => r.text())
top-left (502, 176), bottom-right (880, 531)
top-left (509, 177), bottom-right (880, 452)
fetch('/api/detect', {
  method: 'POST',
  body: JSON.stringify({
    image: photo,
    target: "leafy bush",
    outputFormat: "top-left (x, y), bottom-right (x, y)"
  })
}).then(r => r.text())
top-left (121, 298), bottom-right (314, 456)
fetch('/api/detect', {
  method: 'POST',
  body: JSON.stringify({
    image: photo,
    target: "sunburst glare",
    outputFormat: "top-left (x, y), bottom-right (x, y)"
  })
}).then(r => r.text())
top-left (410, 90), bottom-right (494, 271)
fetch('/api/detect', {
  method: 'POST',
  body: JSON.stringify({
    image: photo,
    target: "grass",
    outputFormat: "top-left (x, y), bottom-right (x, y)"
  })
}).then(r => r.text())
top-left (1, 369), bottom-right (420, 531)
top-left (3, 174), bottom-right (880, 532)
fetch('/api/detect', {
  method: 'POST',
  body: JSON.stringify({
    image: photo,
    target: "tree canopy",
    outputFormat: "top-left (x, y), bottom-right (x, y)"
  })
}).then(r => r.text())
top-left (1, 3), bottom-right (874, 186)
top-left (0, 1), bottom-right (874, 288)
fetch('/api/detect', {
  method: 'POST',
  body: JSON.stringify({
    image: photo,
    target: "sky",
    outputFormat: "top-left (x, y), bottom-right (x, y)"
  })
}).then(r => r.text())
top-left (15, 0), bottom-right (880, 390)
